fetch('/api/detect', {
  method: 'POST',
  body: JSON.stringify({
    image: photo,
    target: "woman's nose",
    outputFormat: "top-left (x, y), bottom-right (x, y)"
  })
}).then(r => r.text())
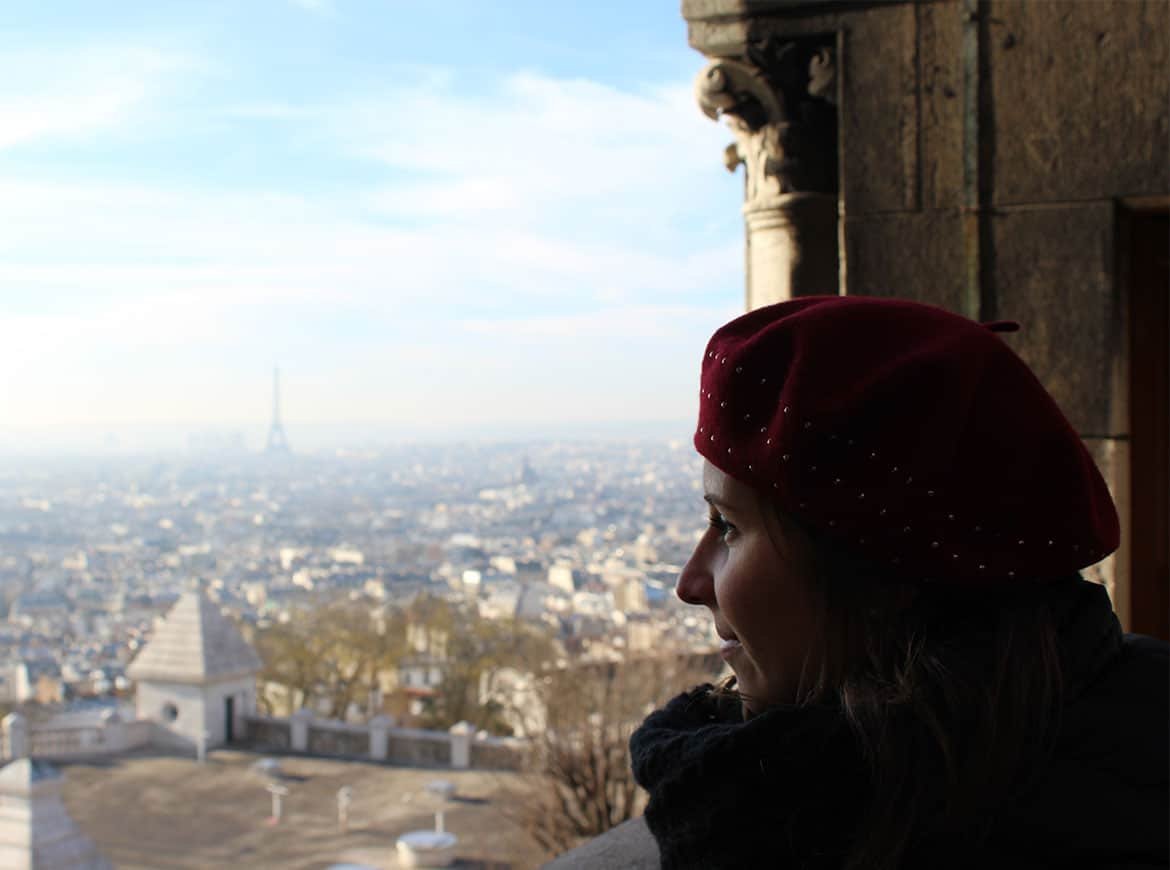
top-left (676, 540), bottom-right (715, 606)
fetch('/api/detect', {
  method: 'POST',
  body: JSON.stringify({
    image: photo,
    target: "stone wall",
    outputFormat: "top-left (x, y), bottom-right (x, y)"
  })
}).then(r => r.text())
top-left (0, 706), bottom-right (527, 774)
top-left (470, 735), bottom-right (529, 772)
top-left (243, 716), bottom-right (291, 751)
top-left (240, 712), bottom-right (525, 771)
top-left (307, 721), bottom-right (370, 758)
top-left (683, 0), bottom-right (1169, 623)
top-left (0, 713), bottom-right (153, 764)
top-left (134, 680), bottom-right (205, 750)
top-left (385, 728), bottom-right (453, 768)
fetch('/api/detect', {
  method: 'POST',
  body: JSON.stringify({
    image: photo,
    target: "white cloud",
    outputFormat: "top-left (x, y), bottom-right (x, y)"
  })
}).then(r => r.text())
top-left (343, 73), bottom-right (732, 227)
top-left (0, 46), bottom-right (195, 150)
top-left (0, 64), bottom-right (746, 433)
top-left (0, 165), bottom-right (740, 311)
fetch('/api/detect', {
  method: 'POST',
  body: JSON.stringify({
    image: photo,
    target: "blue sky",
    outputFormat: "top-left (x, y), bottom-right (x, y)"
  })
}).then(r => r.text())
top-left (0, 0), bottom-right (744, 450)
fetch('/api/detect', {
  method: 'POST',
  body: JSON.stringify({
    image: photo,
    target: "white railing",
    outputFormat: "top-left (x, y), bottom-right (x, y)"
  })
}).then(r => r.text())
top-left (28, 727), bottom-right (104, 758)
top-left (0, 711), bottom-right (153, 763)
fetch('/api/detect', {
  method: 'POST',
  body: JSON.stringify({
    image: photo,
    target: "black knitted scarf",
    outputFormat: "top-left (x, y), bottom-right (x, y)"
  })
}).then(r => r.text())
top-left (629, 686), bottom-right (870, 870)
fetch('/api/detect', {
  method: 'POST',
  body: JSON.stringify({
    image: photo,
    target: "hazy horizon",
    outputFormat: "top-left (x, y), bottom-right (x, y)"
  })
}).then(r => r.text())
top-left (0, 416), bottom-right (696, 457)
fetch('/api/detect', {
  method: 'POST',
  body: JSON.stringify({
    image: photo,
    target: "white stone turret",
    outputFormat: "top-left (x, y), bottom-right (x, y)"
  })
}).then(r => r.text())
top-left (127, 590), bottom-right (261, 750)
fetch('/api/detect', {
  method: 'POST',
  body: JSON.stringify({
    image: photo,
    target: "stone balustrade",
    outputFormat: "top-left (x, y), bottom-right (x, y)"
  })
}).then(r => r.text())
top-left (242, 712), bottom-right (527, 771)
top-left (0, 712), bottom-right (153, 763)
top-left (0, 708), bottom-right (527, 772)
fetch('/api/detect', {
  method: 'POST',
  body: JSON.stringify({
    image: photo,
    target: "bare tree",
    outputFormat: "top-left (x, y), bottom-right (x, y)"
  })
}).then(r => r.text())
top-left (419, 603), bottom-right (558, 732)
top-left (513, 652), bottom-right (722, 857)
top-left (254, 591), bottom-right (558, 725)
top-left (254, 598), bottom-right (407, 719)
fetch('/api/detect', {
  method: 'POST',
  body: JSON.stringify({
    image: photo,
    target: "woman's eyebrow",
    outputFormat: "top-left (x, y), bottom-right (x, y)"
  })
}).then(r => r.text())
top-left (703, 494), bottom-right (735, 512)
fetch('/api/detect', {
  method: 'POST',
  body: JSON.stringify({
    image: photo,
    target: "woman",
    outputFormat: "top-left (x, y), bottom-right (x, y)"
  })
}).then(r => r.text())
top-left (629, 297), bottom-right (1168, 869)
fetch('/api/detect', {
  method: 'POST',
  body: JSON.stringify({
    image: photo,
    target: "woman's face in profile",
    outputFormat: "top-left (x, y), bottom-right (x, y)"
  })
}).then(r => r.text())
top-left (676, 460), bottom-right (821, 715)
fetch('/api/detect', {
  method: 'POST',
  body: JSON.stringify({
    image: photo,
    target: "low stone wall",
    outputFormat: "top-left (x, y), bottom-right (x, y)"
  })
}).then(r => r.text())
top-left (471, 735), bottom-right (528, 771)
top-left (29, 727), bottom-right (109, 759)
top-left (0, 711), bottom-right (154, 763)
top-left (243, 716), bottom-right (291, 751)
top-left (386, 728), bottom-right (452, 767)
top-left (307, 721), bottom-right (370, 757)
top-left (0, 708), bottom-right (527, 773)
top-left (239, 711), bottom-right (527, 771)
top-left (125, 720), bottom-right (155, 749)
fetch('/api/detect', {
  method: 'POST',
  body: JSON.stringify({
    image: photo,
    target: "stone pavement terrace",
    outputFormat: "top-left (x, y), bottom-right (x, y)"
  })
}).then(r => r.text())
top-left (57, 749), bottom-right (549, 869)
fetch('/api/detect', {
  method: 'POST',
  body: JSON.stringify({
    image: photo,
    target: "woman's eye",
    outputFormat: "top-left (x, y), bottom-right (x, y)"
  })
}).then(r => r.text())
top-left (707, 513), bottom-right (736, 541)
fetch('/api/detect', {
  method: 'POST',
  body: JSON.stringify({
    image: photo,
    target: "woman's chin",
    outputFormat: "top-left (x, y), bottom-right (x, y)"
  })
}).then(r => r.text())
top-left (733, 672), bottom-right (790, 715)
top-left (732, 672), bottom-right (761, 715)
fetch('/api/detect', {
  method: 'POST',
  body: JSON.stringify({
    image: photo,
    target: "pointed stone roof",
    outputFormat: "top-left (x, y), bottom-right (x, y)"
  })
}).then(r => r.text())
top-left (127, 591), bottom-right (261, 685)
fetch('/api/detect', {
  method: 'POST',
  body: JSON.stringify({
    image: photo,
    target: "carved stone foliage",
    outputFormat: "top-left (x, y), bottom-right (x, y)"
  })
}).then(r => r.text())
top-left (695, 36), bottom-right (838, 207)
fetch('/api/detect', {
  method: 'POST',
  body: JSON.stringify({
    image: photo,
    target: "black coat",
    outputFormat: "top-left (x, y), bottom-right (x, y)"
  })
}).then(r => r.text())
top-left (630, 580), bottom-right (1169, 869)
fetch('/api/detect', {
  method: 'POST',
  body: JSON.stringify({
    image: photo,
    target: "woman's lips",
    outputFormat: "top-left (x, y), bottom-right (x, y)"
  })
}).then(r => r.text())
top-left (718, 637), bottom-right (742, 659)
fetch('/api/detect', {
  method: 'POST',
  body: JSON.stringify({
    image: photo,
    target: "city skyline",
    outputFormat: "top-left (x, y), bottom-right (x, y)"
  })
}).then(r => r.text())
top-left (0, 364), bottom-right (700, 454)
top-left (1, 1), bottom-right (744, 450)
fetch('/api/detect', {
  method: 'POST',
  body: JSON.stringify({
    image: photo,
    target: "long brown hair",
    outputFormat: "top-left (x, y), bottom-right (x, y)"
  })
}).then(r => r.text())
top-left (754, 499), bottom-right (1066, 869)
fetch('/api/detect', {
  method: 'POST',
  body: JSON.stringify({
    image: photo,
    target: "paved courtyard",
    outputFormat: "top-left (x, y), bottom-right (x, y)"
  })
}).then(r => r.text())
top-left (59, 749), bottom-right (551, 869)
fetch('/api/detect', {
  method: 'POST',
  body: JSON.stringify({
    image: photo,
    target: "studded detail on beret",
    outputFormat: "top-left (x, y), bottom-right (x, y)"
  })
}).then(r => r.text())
top-left (694, 296), bottom-right (1119, 584)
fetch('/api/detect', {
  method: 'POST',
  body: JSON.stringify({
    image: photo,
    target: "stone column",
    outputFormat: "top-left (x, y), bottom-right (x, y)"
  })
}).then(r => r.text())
top-left (100, 711), bottom-right (125, 755)
top-left (368, 715), bottom-right (393, 762)
top-left (693, 37), bottom-right (839, 309)
top-left (289, 709), bottom-right (313, 753)
top-left (3, 713), bottom-right (28, 761)
top-left (448, 721), bottom-right (474, 770)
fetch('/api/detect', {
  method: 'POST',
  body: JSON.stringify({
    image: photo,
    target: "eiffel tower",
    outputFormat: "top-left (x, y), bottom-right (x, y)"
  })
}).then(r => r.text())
top-left (266, 367), bottom-right (291, 454)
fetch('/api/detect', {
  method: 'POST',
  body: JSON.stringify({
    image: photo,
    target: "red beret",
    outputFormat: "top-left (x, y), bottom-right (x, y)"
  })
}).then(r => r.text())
top-left (696, 296), bottom-right (1119, 583)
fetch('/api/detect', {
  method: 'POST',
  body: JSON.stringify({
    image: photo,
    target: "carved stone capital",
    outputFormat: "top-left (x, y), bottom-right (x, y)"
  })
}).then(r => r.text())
top-left (695, 58), bottom-right (787, 130)
top-left (694, 38), bottom-right (838, 210)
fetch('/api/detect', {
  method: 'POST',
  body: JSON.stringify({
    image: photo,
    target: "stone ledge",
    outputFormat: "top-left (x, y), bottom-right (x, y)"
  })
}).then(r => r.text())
top-left (542, 817), bottom-right (659, 870)
top-left (683, 0), bottom-right (895, 22)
